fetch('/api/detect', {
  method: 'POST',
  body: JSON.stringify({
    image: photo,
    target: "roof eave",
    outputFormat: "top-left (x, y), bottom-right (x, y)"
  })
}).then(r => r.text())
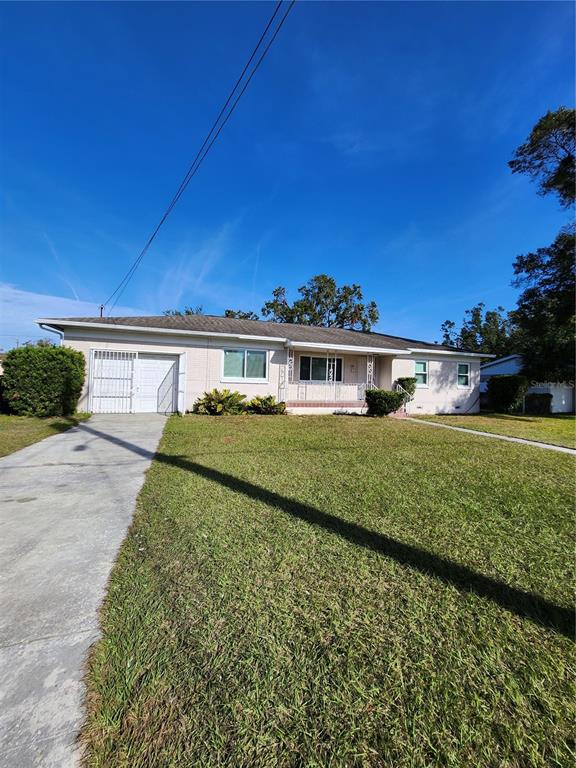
top-left (35, 319), bottom-right (288, 344)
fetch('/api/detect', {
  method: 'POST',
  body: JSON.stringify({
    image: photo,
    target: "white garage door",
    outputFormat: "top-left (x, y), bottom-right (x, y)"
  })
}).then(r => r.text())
top-left (136, 354), bottom-right (178, 413)
top-left (90, 350), bottom-right (178, 414)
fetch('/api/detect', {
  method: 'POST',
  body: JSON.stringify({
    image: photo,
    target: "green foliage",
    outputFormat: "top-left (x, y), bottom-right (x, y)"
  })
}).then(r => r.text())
top-left (163, 305), bottom-right (204, 316)
top-left (261, 274), bottom-right (379, 331)
top-left (440, 303), bottom-right (517, 356)
top-left (365, 388), bottom-right (405, 416)
top-left (224, 310), bottom-right (260, 321)
top-left (511, 228), bottom-right (575, 383)
top-left (2, 345), bottom-right (85, 417)
top-left (508, 106), bottom-right (575, 209)
top-left (246, 395), bottom-right (286, 415)
top-left (487, 375), bottom-right (529, 414)
top-left (395, 377), bottom-right (417, 398)
top-left (193, 388), bottom-right (247, 416)
top-left (524, 393), bottom-right (553, 416)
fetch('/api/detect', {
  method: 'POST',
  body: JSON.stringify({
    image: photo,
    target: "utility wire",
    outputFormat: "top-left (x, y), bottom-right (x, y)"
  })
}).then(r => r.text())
top-left (105, 0), bottom-right (296, 314)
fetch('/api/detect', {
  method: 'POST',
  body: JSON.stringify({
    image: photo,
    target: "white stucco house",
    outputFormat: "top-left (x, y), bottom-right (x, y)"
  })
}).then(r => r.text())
top-left (36, 315), bottom-right (487, 415)
top-left (480, 354), bottom-right (574, 414)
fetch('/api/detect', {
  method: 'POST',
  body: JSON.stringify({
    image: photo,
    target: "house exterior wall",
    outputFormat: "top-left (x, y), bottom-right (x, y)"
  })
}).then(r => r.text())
top-left (62, 330), bottom-right (286, 412)
top-left (60, 328), bottom-right (482, 415)
top-left (392, 356), bottom-right (481, 414)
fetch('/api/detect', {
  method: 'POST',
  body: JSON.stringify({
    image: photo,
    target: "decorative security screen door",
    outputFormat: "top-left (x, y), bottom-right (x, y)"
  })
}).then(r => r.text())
top-left (90, 350), bottom-right (137, 413)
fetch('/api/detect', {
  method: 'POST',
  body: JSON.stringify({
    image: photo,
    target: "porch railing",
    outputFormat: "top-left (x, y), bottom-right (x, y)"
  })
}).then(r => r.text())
top-left (286, 382), bottom-right (366, 402)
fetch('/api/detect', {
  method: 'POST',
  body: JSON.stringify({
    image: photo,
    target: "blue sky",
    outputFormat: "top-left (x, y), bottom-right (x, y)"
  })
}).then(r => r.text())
top-left (1, 1), bottom-right (574, 348)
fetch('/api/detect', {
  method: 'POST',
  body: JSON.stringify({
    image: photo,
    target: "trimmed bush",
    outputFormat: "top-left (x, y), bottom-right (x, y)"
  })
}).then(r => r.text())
top-left (246, 395), bottom-right (286, 415)
top-left (525, 392), bottom-right (553, 415)
top-left (487, 374), bottom-right (529, 413)
top-left (365, 388), bottom-right (405, 417)
top-left (395, 377), bottom-right (417, 398)
top-left (2, 345), bottom-right (85, 416)
top-left (193, 388), bottom-right (246, 415)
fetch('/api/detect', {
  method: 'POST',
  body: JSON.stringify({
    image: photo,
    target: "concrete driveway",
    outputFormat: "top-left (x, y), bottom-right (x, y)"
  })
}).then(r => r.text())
top-left (0, 414), bottom-right (166, 768)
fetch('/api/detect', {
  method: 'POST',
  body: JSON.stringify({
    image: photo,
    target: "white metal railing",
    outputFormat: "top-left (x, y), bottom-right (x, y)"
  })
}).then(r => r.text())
top-left (393, 381), bottom-right (414, 413)
top-left (286, 382), bottom-right (366, 402)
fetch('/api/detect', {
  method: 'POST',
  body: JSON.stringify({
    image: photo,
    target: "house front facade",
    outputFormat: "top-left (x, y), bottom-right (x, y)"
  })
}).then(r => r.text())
top-left (37, 315), bottom-right (486, 415)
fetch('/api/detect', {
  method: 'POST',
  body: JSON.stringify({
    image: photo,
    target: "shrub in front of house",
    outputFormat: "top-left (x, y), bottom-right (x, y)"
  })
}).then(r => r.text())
top-left (524, 392), bottom-right (553, 415)
top-left (486, 374), bottom-right (529, 413)
top-left (2, 345), bottom-right (85, 417)
top-left (193, 388), bottom-right (247, 415)
top-left (365, 389), bottom-right (405, 416)
top-left (246, 395), bottom-right (286, 415)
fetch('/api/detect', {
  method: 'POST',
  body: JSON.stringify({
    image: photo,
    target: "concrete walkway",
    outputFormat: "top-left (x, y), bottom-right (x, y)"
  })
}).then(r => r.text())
top-left (0, 415), bottom-right (166, 768)
top-left (408, 418), bottom-right (576, 455)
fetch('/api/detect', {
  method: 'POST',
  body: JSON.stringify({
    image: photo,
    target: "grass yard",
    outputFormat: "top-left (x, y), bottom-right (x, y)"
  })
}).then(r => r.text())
top-left (83, 416), bottom-right (574, 768)
top-left (0, 413), bottom-right (90, 457)
top-left (413, 413), bottom-right (576, 449)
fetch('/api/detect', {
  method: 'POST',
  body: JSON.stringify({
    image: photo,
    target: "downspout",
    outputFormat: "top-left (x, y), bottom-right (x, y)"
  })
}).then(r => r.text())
top-left (38, 323), bottom-right (64, 345)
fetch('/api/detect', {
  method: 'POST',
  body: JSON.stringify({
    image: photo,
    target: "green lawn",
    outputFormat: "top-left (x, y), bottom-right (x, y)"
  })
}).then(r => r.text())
top-left (412, 413), bottom-right (576, 449)
top-left (0, 413), bottom-right (90, 457)
top-left (82, 416), bottom-right (574, 768)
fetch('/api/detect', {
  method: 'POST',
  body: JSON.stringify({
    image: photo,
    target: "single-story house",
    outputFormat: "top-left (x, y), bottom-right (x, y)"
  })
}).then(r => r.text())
top-left (36, 315), bottom-right (487, 415)
top-left (480, 354), bottom-right (574, 414)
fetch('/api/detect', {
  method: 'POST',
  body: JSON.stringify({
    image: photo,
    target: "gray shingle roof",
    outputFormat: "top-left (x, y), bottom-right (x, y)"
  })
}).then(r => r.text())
top-left (43, 314), bottom-right (461, 352)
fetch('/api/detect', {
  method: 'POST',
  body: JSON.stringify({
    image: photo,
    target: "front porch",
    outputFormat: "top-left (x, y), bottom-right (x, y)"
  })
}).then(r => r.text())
top-left (279, 346), bottom-right (395, 411)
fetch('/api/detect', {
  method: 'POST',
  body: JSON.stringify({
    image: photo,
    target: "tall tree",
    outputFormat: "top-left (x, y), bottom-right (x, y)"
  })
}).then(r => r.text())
top-left (162, 305), bottom-right (204, 317)
top-left (508, 106), bottom-right (575, 208)
top-left (440, 303), bottom-right (516, 356)
top-left (508, 107), bottom-right (575, 382)
top-left (511, 228), bottom-right (575, 382)
top-left (261, 275), bottom-right (379, 331)
top-left (224, 309), bottom-right (260, 320)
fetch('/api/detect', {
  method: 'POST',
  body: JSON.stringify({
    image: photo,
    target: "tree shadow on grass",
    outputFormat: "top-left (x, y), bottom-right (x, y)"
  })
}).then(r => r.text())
top-left (78, 422), bottom-right (575, 640)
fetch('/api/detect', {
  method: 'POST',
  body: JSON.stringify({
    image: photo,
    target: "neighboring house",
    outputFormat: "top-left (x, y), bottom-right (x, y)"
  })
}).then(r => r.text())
top-left (480, 354), bottom-right (574, 414)
top-left (36, 315), bottom-right (486, 415)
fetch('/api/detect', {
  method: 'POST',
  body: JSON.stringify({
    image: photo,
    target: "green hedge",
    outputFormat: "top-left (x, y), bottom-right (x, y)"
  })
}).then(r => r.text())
top-left (486, 374), bottom-right (529, 413)
top-left (365, 389), bottom-right (405, 417)
top-left (2, 345), bottom-right (85, 416)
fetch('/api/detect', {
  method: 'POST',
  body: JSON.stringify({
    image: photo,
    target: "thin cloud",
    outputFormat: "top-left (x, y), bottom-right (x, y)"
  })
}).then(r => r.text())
top-left (41, 232), bottom-right (81, 301)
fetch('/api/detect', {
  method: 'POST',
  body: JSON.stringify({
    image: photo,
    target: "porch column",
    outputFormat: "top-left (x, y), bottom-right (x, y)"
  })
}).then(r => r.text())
top-left (280, 348), bottom-right (294, 402)
top-left (366, 354), bottom-right (375, 390)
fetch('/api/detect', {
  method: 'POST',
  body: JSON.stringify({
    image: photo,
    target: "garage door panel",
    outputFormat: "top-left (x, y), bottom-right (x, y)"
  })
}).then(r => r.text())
top-left (90, 351), bottom-right (178, 414)
top-left (136, 355), bottom-right (177, 413)
top-left (90, 351), bottom-right (136, 414)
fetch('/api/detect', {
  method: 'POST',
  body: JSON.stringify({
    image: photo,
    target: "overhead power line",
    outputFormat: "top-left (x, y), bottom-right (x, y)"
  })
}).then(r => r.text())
top-left (104, 0), bottom-right (296, 314)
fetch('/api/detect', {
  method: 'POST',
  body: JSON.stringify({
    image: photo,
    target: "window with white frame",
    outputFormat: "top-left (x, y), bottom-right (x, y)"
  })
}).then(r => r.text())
top-left (457, 362), bottom-right (470, 387)
top-left (414, 360), bottom-right (428, 387)
top-left (299, 356), bottom-right (343, 382)
top-left (223, 349), bottom-right (267, 381)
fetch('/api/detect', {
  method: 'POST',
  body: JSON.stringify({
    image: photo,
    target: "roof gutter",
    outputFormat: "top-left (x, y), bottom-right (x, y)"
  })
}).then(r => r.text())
top-left (38, 323), bottom-right (64, 345)
top-left (284, 340), bottom-right (406, 355)
top-left (407, 348), bottom-right (495, 358)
